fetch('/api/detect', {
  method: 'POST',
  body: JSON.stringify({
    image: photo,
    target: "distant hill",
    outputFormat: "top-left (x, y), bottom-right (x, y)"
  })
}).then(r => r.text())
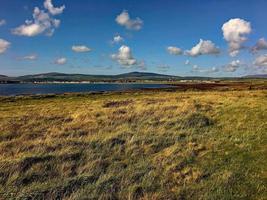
top-left (0, 75), bottom-right (12, 82)
top-left (2, 72), bottom-right (182, 82)
top-left (1, 72), bottom-right (266, 83)
top-left (115, 72), bottom-right (174, 78)
top-left (243, 74), bottom-right (267, 78)
top-left (0, 75), bottom-right (8, 79)
top-left (114, 72), bottom-right (179, 80)
top-left (17, 72), bottom-right (107, 82)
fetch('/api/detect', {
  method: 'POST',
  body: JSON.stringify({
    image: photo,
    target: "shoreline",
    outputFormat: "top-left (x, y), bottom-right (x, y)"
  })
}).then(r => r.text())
top-left (0, 82), bottom-right (266, 98)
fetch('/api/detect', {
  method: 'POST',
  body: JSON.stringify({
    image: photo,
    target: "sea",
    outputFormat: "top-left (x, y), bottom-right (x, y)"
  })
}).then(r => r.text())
top-left (0, 83), bottom-right (172, 96)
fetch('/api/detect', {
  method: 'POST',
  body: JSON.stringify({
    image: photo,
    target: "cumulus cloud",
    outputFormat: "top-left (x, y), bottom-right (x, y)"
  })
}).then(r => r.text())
top-left (223, 60), bottom-right (241, 72)
top-left (22, 54), bottom-right (37, 60)
top-left (185, 39), bottom-right (220, 57)
top-left (112, 35), bottom-right (124, 44)
top-left (254, 54), bottom-right (267, 67)
top-left (44, 0), bottom-right (65, 15)
top-left (116, 10), bottom-right (143, 31)
top-left (167, 46), bottom-right (183, 55)
top-left (111, 46), bottom-right (145, 69)
top-left (251, 38), bottom-right (267, 53)
top-left (111, 45), bottom-right (137, 66)
top-left (0, 39), bottom-right (10, 54)
top-left (0, 19), bottom-right (6, 26)
top-left (54, 57), bottom-right (67, 65)
top-left (222, 18), bottom-right (252, 57)
top-left (12, 1), bottom-right (64, 37)
top-left (72, 45), bottom-right (91, 53)
top-left (192, 65), bottom-right (219, 73)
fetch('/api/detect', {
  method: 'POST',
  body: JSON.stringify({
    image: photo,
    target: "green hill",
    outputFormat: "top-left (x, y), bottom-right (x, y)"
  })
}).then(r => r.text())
top-left (1, 72), bottom-right (267, 83)
top-left (3, 72), bottom-right (181, 82)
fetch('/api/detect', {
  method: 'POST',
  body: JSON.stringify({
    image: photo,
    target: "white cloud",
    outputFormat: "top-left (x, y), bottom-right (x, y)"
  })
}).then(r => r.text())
top-left (116, 10), bottom-right (143, 31)
top-left (185, 39), bottom-right (220, 57)
top-left (224, 60), bottom-right (241, 72)
top-left (0, 19), bottom-right (6, 26)
top-left (111, 45), bottom-right (137, 67)
top-left (192, 65), bottom-right (219, 73)
top-left (112, 35), bottom-right (124, 44)
top-left (54, 57), bottom-right (67, 65)
top-left (251, 38), bottom-right (267, 52)
top-left (12, 4), bottom-right (63, 37)
top-left (72, 45), bottom-right (91, 53)
top-left (22, 54), bottom-right (37, 60)
top-left (185, 60), bottom-right (190, 65)
top-left (0, 39), bottom-right (10, 54)
top-left (44, 0), bottom-right (65, 15)
top-left (12, 21), bottom-right (44, 37)
top-left (254, 54), bottom-right (267, 67)
top-left (222, 18), bottom-right (251, 57)
top-left (167, 46), bottom-right (183, 55)
top-left (253, 54), bottom-right (267, 73)
top-left (192, 65), bottom-right (199, 71)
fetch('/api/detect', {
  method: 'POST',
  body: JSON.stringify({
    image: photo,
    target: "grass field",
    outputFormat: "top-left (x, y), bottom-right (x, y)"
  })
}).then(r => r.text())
top-left (0, 88), bottom-right (266, 199)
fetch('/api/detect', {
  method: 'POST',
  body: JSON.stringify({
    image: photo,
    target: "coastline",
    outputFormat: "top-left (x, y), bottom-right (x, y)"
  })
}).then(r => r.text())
top-left (0, 81), bottom-right (266, 97)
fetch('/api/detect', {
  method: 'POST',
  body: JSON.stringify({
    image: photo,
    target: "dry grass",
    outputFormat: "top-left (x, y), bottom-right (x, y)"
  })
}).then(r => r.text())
top-left (0, 89), bottom-right (266, 199)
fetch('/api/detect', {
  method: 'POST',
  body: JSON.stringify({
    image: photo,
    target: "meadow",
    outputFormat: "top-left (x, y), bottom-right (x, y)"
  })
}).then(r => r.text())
top-left (0, 87), bottom-right (266, 199)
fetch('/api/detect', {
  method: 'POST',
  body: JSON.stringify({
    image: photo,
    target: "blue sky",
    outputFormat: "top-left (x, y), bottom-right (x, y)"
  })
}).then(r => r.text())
top-left (0, 0), bottom-right (267, 76)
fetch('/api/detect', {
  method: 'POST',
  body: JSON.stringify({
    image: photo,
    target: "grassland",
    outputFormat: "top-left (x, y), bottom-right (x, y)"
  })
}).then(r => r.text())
top-left (0, 88), bottom-right (266, 199)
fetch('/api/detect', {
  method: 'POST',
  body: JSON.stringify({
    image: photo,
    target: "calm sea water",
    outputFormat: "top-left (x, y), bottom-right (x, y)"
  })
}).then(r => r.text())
top-left (0, 83), bottom-right (171, 96)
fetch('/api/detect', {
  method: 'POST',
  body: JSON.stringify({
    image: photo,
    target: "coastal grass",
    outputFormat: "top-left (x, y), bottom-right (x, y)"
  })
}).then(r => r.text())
top-left (0, 89), bottom-right (266, 199)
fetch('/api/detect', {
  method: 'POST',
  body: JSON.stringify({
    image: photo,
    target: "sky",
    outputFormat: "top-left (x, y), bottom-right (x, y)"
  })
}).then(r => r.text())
top-left (0, 0), bottom-right (267, 77)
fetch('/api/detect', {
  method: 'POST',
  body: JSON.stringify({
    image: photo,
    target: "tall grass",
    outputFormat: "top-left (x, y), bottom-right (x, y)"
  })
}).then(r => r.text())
top-left (0, 90), bottom-right (266, 199)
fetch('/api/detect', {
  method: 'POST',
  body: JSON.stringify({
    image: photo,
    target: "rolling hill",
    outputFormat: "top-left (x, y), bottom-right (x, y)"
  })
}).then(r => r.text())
top-left (243, 74), bottom-right (267, 78)
top-left (0, 72), bottom-right (266, 83)
top-left (0, 72), bottom-right (181, 82)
